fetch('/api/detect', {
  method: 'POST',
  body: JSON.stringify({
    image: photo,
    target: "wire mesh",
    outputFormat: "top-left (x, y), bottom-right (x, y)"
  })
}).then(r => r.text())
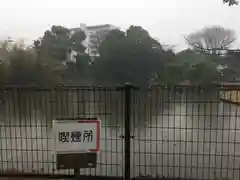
top-left (0, 86), bottom-right (125, 177)
top-left (0, 85), bottom-right (240, 180)
top-left (131, 85), bottom-right (240, 180)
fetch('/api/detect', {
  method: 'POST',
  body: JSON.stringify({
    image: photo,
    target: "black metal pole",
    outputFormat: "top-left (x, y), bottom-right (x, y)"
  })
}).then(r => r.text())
top-left (74, 168), bottom-right (80, 179)
top-left (124, 83), bottom-right (131, 180)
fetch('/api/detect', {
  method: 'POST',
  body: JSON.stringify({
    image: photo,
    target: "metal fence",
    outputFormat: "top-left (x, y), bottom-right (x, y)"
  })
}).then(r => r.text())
top-left (0, 84), bottom-right (240, 180)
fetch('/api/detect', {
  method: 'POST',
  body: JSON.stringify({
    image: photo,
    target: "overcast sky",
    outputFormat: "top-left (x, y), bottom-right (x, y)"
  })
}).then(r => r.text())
top-left (0, 0), bottom-right (240, 51)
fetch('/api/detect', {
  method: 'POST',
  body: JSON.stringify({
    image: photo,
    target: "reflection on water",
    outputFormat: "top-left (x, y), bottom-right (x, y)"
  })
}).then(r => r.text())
top-left (0, 90), bottom-right (240, 180)
top-left (132, 101), bottom-right (240, 179)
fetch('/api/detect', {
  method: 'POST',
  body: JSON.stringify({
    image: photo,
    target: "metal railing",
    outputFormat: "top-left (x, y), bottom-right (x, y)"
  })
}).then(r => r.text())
top-left (0, 84), bottom-right (240, 180)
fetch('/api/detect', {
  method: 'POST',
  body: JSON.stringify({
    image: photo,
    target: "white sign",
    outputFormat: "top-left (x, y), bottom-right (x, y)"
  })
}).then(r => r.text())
top-left (52, 119), bottom-right (100, 154)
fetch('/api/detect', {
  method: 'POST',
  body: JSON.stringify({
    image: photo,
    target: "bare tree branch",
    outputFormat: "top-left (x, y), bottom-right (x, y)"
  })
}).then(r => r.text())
top-left (223, 0), bottom-right (239, 6)
top-left (186, 26), bottom-right (236, 55)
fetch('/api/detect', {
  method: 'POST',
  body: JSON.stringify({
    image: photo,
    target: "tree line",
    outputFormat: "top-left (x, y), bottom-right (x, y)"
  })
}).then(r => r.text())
top-left (0, 23), bottom-right (239, 87)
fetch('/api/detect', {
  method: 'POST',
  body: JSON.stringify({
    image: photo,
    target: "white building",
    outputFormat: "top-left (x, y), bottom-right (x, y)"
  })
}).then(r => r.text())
top-left (69, 23), bottom-right (118, 63)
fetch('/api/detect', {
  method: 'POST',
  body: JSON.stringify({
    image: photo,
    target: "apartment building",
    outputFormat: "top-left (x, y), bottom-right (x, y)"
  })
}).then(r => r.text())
top-left (69, 23), bottom-right (118, 63)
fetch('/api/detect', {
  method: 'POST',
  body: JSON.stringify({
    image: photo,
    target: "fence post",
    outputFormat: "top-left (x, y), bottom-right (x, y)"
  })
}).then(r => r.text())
top-left (124, 83), bottom-right (132, 180)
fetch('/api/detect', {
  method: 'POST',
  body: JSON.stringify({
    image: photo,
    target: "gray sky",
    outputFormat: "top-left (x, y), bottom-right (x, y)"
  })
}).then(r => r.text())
top-left (0, 0), bottom-right (240, 51)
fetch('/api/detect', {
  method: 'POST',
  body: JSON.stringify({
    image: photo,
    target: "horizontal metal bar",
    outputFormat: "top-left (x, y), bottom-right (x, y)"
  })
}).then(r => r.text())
top-left (0, 124), bottom-right (118, 128)
top-left (134, 164), bottom-right (239, 170)
top-left (132, 139), bottom-right (240, 143)
top-left (149, 84), bottom-right (240, 89)
top-left (0, 85), bottom-right (121, 91)
top-left (0, 174), bottom-right (123, 180)
top-left (49, 100), bottom-right (110, 103)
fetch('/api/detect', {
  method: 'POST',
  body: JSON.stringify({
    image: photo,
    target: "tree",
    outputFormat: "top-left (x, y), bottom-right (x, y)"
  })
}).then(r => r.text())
top-left (5, 48), bottom-right (63, 85)
top-left (34, 25), bottom-right (86, 62)
top-left (151, 49), bottom-right (223, 85)
top-left (223, 0), bottom-right (238, 5)
top-left (186, 26), bottom-right (236, 54)
top-left (220, 50), bottom-right (240, 81)
top-left (0, 61), bottom-right (6, 85)
top-left (64, 54), bottom-right (91, 84)
top-left (0, 37), bottom-right (65, 86)
top-left (33, 25), bottom-right (90, 84)
top-left (93, 26), bottom-right (174, 86)
top-left (188, 61), bottom-right (222, 84)
top-left (150, 61), bottom-right (188, 85)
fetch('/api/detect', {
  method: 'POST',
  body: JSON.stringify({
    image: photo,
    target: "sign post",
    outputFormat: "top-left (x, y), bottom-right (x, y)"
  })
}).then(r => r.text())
top-left (52, 118), bottom-right (100, 178)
